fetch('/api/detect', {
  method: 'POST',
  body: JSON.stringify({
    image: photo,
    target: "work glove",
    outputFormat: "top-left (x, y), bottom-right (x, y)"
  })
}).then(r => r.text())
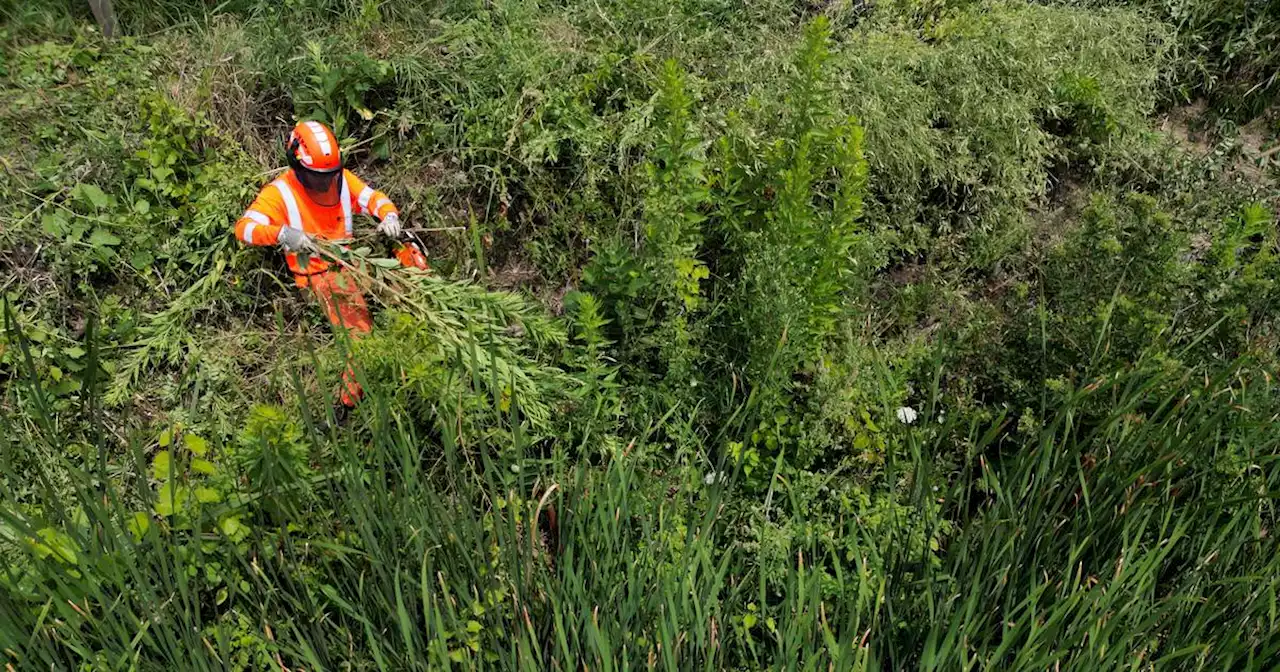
top-left (277, 227), bottom-right (315, 252)
top-left (377, 212), bottom-right (402, 238)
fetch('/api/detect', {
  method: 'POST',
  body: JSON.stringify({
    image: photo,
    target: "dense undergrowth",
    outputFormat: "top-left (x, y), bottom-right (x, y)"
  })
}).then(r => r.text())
top-left (1, 0), bottom-right (1279, 668)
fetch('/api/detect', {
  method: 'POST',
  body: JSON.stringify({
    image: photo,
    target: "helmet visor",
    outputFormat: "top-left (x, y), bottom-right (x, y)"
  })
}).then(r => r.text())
top-left (296, 166), bottom-right (341, 206)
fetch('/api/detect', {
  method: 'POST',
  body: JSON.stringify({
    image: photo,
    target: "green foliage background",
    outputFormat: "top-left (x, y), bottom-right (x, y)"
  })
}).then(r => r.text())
top-left (1, 0), bottom-right (1278, 668)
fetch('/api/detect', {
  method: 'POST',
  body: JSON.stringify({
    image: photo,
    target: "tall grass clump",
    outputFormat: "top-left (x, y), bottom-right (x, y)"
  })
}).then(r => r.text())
top-left (1053, 0), bottom-right (1280, 118)
top-left (819, 2), bottom-right (1170, 254)
top-left (3, 300), bottom-right (1277, 668)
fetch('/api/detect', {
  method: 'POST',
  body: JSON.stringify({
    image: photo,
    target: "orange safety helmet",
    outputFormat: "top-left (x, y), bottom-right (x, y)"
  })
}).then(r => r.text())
top-left (287, 120), bottom-right (343, 204)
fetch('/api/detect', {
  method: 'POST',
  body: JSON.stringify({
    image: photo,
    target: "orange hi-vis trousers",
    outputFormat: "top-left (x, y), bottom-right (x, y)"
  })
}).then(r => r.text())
top-left (296, 269), bottom-right (371, 407)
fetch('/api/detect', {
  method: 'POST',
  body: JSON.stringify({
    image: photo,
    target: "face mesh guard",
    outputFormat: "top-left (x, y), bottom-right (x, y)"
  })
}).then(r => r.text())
top-left (296, 166), bottom-right (341, 206)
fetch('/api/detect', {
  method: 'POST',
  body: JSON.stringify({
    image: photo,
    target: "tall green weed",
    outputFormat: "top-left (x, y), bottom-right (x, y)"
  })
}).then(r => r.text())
top-left (2, 319), bottom-right (1276, 668)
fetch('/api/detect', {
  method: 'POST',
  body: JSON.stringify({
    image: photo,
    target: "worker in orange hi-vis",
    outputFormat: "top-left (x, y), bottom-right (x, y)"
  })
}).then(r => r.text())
top-left (233, 120), bottom-right (408, 407)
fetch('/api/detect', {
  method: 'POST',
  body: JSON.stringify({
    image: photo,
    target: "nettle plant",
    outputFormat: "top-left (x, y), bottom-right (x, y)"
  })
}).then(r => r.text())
top-left (297, 40), bottom-right (394, 140)
top-left (577, 58), bottom-right (712, 398)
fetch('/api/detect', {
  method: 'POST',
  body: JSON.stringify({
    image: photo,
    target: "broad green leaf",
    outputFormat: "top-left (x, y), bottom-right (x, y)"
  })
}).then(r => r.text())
top-left (76, 183), bottom-right (111, 210)
top-left (128, 512), bottom-right (151, 540)
top-left (860, 409), bottom-right (880, 433)
top-left (51, 377), bottom-right (81, 395)
top-left (152, 450), bottom-right (172, 480)
top-left (32, 528), bottom-right (79, 564)
top-left (194, 487), bottom-right (221, 504)
top-left (219, 516), bottom-right (248, 541)
top-left (183, 434), bottom-right (209, 456)
top-left (130, 250), bottom-right (154, 270)
top-left (41, 212), bottom-right (70, 236)
top-left (155, 482), bottom-right (187, 517)
top-left (89, 228), bottom-right (121, 247)
top-left (370, 258), bottom-right (401, 269)
top-left (158, 429), bottom-right (172, 447)
top-left (191, 458), bottom-right (217, 475)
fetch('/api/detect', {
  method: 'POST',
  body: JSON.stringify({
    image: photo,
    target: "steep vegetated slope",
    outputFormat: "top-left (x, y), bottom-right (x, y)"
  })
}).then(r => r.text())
top-left (1, 0), bottom-right (1278, 668)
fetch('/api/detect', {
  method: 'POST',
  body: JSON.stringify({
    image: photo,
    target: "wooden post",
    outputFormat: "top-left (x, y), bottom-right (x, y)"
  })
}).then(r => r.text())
top-left (87, 0), bottom-right (117, 39)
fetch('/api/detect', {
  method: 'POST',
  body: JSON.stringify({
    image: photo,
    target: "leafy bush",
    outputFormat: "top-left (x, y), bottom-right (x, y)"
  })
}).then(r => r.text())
top-left (967, 194), bottom-right (1280, 415)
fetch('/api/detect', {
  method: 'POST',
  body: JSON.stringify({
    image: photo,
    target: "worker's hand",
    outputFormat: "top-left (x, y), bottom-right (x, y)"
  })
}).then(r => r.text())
top-left (377, 212), bottom-right (402, 239)
top-left (276, 227), bottom-right (315, 252)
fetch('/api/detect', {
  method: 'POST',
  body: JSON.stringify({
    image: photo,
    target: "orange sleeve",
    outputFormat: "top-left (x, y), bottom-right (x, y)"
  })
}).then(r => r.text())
top-left (345, 170), bottom-right (398, 221)
top-left (234, 185), bottom-right (287, 246)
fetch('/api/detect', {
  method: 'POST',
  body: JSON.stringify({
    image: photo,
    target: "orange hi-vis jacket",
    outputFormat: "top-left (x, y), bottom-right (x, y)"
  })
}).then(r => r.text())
top-left (234, 168), bottom-right (399, 277)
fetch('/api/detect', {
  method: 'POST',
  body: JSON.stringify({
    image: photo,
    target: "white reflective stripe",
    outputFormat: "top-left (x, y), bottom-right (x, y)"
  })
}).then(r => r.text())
top-left (340, 176), bottom-right (352, 237)
top-left (357, 186), bottom-right (375, 213)
top-left (241, 222), bottom-right (258, 244)
top-left (372, 197), bottom-right (390, 214)
top-left (305, 121), bottom-right (333, 156)
top-left (272, 179), bottom-right (303, 230)
top-left (243, 209), bottom-right (270, 226)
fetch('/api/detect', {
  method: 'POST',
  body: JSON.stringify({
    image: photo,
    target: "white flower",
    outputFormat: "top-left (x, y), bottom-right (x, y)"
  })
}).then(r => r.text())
top-left (896, 406), bottom-right (918, 425)
top-left (704, 471), bottom-right (717, 485)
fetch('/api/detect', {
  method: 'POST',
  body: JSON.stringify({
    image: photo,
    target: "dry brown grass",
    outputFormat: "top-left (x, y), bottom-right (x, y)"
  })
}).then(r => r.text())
top-left (159, 16), bottom-right (288, 169)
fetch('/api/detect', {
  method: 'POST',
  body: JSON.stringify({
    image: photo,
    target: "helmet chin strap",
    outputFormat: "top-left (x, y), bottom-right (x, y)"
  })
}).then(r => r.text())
top-left (287, 136), bottom-right (304, 171)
